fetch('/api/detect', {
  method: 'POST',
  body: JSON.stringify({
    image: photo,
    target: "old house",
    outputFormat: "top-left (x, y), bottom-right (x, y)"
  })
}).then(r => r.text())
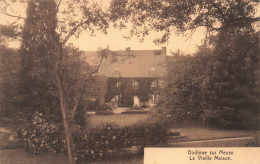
top-left (85, 47), bottom-right (168, 108)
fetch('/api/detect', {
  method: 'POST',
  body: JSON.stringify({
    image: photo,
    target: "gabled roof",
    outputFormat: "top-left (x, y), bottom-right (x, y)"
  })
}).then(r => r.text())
top-left (84, 47), bottom-right (168, 78)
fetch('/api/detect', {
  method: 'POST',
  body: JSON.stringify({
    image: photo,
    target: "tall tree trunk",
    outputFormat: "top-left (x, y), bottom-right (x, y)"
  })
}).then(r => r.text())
top-left (50, 28), bottom-right (76, 163)
top-left (57, 76), bottom-right (74, 164)
top-left (51, 32), bottom-right (74, 164)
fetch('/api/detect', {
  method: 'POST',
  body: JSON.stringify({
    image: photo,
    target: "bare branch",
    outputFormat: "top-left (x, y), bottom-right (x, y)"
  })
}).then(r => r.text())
top-left (228, 17), bottom-right (260, 24)
top-left (185, 28), bottom-right (197, 42)
top-left (56, 0), bottom-right (62, 12)
top-left (0, 9), bottom-right (26, 20)
top-left (195, 24), bottom-right (222, 31)
top-left (61, 20), bottom-right (89, 45)
top-left (69, 81), bottom-right (88, 126)
top-left (69, 97), bottom-right (80, 125)
top-left (65, 78), bottom-right (80, 94)
top-left (91, 55), bottom-right (104, 74)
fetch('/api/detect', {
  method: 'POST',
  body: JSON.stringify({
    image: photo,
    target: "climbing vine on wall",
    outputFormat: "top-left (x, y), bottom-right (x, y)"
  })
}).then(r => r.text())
top-left (106, 77), bottom-right (159, 107)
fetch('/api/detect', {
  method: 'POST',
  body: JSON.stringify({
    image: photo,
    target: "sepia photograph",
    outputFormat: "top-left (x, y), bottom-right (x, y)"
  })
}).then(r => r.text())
top-left (0, 0), bottom-right (259, 163)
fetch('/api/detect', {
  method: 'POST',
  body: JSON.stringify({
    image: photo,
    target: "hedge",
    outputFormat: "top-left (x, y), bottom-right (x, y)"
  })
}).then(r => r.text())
top-left (15, 112), bottom-right (168, 161)
top-left (73, 121), bottom-right (168, 161)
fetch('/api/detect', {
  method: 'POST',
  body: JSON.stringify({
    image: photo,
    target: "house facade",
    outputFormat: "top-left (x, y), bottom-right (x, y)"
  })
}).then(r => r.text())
top-left (85, 47), bottom-right (168, 108)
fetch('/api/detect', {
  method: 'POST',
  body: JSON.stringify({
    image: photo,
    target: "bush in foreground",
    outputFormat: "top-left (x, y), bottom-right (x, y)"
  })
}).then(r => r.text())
top-left (73, 120), bottom-right (168, 161)
top-left (15, 112), bottom-right (168, 162)
top-left (15, 112), bottom-right (65, 154)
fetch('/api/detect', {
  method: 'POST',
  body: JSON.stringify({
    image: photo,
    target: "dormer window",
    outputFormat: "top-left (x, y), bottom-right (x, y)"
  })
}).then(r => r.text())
top-left (150, 68), bottom-right (155, 76)
top-left (151, 80), bottom-right (158, 88)
top-left (132, 80), bottom-right (139, 89)
top-left (113, 68), bottom-right (120, 77)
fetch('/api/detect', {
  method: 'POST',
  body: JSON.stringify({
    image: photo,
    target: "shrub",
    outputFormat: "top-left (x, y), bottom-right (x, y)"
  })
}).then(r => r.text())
top-left (15, 112), bottom-right (65, 154)
top-left (15, 111), bottom-right (168, 160)
top-left (73, 123), bottom-right (121, 161)
top-left (167, 129), bottom-right (181, 137)
top-left (101, 98), bottom-right (117, 111)
top-left (121, 110), bottom-right (147, 114)
top-left (73, 121), bottom-right (168, 161)
top-left (131, 121), bottom-right (168, 154)
top-left (205, 109), bottom-right (259, 129)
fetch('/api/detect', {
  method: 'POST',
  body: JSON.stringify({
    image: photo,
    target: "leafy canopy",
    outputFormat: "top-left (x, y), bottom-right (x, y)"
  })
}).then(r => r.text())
top-left (109, 0), bottom-right (260, 44)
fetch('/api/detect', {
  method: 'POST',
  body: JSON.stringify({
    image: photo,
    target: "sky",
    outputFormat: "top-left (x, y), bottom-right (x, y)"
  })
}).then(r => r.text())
top-left (0, 0), bottom-right (210, 55)
top-left (68, 25), bottom-right (206, 54)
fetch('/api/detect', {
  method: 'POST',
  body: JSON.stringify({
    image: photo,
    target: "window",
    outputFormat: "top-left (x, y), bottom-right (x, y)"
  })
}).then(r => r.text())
top-left (150, 68), bottom-right (155, 76)
top-left (151, 80), bottom-right (158, 88)
top-left (113, 68), bottom-right (120, 77)
top-left (149, 94), bottom-right (157, 105)
top-left (132, 80), bottom-right (139, 89)
top-left (151, 94), bottom-right (155, 105)
top-left (116, 81), bottom-right (121, 88)
top-left (115, 94), bottom-right (121, 102)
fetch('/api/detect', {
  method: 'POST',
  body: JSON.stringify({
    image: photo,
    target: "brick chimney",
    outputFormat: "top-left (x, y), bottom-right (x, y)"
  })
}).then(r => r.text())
top-left (161, 47), bottom-right (167, 56)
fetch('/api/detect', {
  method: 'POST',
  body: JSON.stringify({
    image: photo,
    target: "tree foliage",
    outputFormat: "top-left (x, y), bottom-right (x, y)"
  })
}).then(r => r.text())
top-left (0, 23), bottom-right (21, 117)
top-left (162, 50), bottom-right (211, 121)
top-left (0, 46), bottom-right (21, 117)
top-left (162, 26), bottom-right (259, 128)
top-left (1, 0), bottom-right (110, 163)
top-left (19, 0), bottom-right (58, 117)
top-left (202, 27), bottom-right (259, 129)
top-left (110, 0), bottom-right (260, 43)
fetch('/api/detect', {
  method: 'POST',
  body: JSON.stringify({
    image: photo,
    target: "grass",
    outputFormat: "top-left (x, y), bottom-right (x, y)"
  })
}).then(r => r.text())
top-left (0, 149), bottom-right (68, 164)
top-left (168, 121), bottom-right (255, 142)
top-left (0, 149), bottom-right (143, 164)
top-left (88, 113), bottom-right (151, 127)
top-left (89, 114), bottom-right (254, 141)
top-left (169, 137), bottom-right (251, 147)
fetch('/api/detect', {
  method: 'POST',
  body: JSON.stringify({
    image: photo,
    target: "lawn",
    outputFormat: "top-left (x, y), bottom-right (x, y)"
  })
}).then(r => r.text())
top-left (89, 114), bottom-right (254, 141)
top-left (0, 149), bottom-right (143, 164)
top-left (0, 149), bottom-right (68, 164)
top-left (168, 121), bottom-right (255, 142)
top-left (88, 113), bottom-right (151, 127)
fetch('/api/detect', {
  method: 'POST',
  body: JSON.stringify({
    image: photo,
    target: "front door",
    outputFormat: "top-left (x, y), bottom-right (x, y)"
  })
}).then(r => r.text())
top-left (133, 96), bottom-right (140, 107)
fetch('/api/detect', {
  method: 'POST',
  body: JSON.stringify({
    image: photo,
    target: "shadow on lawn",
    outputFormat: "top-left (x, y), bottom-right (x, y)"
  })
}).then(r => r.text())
top-left (0, 148), bottom-right (143, 164)
top-left (167, 120), bottom-right (256, 143)
top-left (77, 152), bottom-right (143, 164)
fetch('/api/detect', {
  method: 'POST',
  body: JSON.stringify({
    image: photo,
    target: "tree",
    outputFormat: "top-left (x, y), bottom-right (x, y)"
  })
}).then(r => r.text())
top-left (1, 0), bottom-right (110, 163)
top-left (0, 24), bottom-right (21, 117)
top-left (109, 0), bottom-right (260, 43)
top-left (201, 27), bottom-right (259, 128)
top-left (0, 46), bottom-right (21, 117)
top-left (161, 49), bottom-right (211, 121)
top-left (19, 0), bottom-right (59, 117)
